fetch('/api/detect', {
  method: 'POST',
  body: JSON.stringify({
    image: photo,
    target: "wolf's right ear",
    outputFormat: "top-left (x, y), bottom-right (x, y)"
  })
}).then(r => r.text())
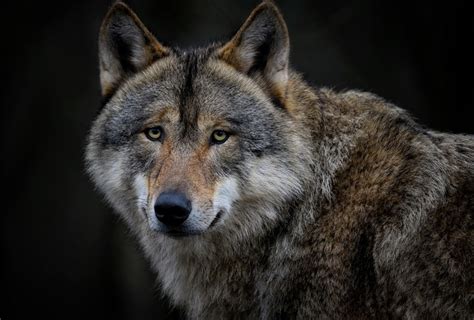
top-left (98, 2), bottom-right (168, 98)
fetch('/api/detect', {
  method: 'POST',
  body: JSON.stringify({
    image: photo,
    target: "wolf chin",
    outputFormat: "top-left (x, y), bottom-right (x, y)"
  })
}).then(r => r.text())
top-left (86, 1), bottom-right (473, 319)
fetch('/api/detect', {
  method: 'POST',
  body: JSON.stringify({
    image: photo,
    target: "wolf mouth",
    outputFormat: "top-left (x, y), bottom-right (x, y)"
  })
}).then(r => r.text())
top-left (209, 210), bottom-right (224, 229)
top-left (160, 210), bottom-right (223, 238)
top-left (165, 230), bottom-right (202, 238)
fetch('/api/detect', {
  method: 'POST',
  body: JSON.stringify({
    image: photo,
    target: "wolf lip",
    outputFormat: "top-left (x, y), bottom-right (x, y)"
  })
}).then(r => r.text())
top-left (209, 210), bottom-right (223, 229)
top-left (164, 229), bottom-right (201, 238)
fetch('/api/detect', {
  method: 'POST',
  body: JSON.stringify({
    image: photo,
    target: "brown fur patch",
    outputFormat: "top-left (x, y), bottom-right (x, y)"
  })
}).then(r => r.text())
top-left (148, 139), bottom-right (216, 206)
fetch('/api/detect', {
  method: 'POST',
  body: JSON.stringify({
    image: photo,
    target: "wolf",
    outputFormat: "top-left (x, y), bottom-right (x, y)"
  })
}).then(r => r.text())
top-left (86, 1), bottom-right (474, 319)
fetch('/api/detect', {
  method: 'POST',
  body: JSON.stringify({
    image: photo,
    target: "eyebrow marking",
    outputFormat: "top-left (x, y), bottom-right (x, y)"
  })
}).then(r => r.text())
top-left (225, 117), bottom-right (243, 126)
top-left (142, 106), bottom-right (178, 129)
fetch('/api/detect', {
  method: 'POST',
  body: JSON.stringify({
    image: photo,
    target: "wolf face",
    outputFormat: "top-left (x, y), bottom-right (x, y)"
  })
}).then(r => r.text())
top-left (86, 2), bottom-right (310, 240)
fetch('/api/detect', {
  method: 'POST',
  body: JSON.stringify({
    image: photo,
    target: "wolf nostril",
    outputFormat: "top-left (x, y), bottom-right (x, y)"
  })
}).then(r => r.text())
top-left (154, 191), bottom-right (192, 227)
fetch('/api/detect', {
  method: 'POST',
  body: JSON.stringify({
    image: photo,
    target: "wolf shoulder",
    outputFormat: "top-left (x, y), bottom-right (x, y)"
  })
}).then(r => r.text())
top-left (299, 87), bottom-right (474, 317)
top-left (371, 129), bottom-right (474, 318)
top-left (344, 90), bottom-right (473, 317)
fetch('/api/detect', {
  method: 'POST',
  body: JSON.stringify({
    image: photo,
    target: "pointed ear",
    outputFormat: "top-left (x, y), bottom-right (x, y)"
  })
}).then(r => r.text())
top-left (218, 2), bottom-right (290, 102)
top-left (98, 2), bottom-right (169, 97)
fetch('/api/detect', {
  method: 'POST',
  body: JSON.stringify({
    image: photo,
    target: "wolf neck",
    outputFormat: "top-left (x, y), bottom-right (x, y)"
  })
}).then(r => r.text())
top-left (285, 71), bottom-right (358, 201)
top-left (140, 217), bottom-right (285, 316)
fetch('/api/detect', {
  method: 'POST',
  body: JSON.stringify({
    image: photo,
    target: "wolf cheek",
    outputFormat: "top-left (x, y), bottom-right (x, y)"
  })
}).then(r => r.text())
top-left (210, 176), bottom-right (240, 226)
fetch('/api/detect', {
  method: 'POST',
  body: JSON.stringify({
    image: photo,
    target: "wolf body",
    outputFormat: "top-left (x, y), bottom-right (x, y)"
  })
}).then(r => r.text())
top-left (86, 2), bottom-right (474, 319)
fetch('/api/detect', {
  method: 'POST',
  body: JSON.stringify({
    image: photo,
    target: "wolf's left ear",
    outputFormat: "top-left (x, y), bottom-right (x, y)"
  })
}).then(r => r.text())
top-left (98, 2), bottom-right (168, 97)
top-left (218, 1), bottom-right (290, 102)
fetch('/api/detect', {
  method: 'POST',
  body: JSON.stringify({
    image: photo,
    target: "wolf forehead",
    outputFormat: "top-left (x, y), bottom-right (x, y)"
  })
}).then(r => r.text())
top-left (96, 48), bottom-right (286, 149)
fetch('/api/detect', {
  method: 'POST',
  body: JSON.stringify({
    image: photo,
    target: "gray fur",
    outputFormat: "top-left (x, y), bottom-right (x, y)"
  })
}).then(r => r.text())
top-left (86, 2), bottom-right (474, 319)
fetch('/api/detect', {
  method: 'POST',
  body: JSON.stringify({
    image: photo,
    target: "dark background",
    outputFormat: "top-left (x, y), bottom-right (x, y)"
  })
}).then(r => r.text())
top-left (1, 0), bottom-right (472, 319)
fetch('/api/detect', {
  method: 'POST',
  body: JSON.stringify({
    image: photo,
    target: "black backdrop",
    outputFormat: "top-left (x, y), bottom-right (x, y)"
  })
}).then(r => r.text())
top-left (1, 1), bottom-right (472, 319)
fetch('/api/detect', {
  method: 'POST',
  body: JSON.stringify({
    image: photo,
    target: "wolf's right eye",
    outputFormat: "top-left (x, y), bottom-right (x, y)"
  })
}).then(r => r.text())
top-left (144, 126), bottom-right (163, 141)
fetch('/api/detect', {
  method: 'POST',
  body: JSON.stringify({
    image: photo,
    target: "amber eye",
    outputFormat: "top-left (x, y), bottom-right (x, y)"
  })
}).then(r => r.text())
top-left (211, 130), bottom-right (229, 144)
top-left (144, 126), bottom-right (163, 141)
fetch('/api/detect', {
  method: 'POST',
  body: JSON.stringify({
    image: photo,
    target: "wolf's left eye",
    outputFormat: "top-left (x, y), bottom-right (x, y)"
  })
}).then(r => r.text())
top-left (211, 130), bottom-right (229, 144)
top-left (144, 126), bottom-right (163, 141)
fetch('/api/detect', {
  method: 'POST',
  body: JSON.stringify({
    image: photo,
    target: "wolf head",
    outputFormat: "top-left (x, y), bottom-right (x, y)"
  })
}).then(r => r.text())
top-left (86, 1), bottom-right (311, 242)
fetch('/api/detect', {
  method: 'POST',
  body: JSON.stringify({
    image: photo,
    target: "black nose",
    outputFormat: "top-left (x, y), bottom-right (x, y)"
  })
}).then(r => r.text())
top-left (154, 191), bottom-right (192, 227)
